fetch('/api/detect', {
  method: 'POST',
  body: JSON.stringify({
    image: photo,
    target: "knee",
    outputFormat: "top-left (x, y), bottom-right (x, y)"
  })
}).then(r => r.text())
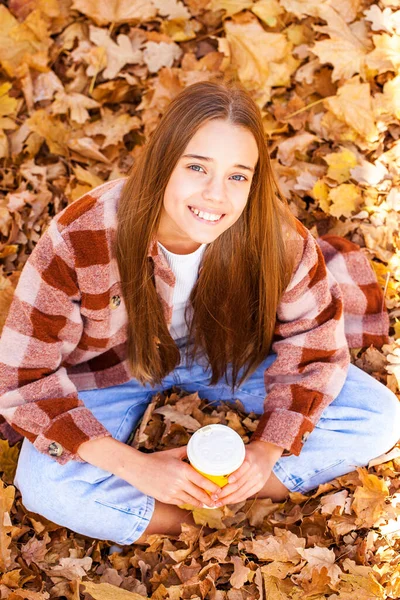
top-left (372, 386), bottom-right (400, 455)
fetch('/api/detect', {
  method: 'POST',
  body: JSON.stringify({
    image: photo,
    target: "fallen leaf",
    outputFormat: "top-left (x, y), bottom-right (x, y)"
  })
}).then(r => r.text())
top-left (324, 78), bottom-right (379, 144)
top-left (89, 27), bottom-right (143, 80)
top-left (71, 0), bottom-right (157, 26)
top-left (81, 581), bottom-right (148, 600)
top-left (296, 546), bottom-right (342, 585)
top-left (352, 468), bottom-right (389, 527)
top-left (0, 481), bottom-right (15, 572)
top-left (229, 556), bottom-right (251, 589)
top-left (153, 406), bottom-right (201, 431)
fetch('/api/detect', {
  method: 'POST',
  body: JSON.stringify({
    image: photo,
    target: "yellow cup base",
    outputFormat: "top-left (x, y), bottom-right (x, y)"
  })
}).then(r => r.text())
top-left (193, 467), bottom-right (229, 489)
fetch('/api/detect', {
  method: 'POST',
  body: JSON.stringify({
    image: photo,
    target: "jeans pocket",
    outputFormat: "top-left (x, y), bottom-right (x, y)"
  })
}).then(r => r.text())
top-left (114, 398), bottom-right (152, 444)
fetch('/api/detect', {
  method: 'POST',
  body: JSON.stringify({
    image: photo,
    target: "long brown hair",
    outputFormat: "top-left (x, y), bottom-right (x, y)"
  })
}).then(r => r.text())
top-left (116, 80), bottom-right (298, 391)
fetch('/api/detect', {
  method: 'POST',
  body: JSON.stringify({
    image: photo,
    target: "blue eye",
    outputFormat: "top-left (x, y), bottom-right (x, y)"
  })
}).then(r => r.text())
top-left (188, 165), bottom-right (247, 181)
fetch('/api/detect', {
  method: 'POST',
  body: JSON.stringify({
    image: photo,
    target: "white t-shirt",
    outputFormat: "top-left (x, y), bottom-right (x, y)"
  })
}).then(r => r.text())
top-left (157, 241), bottom-right (207, 340)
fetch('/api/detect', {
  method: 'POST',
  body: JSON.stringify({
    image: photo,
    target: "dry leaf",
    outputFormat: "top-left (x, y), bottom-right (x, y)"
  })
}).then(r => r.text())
top-left (81, 581), bottom-right (147, 600)
top-left (72, 0), bottom-right (157, 25)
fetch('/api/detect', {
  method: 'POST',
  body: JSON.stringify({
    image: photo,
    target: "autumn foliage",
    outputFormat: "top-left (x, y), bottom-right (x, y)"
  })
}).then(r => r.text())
top-left (1, 0), bottom-right (400, 598)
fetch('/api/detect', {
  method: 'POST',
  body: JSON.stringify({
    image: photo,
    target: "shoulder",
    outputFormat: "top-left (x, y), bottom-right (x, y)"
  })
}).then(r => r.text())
top-left (53, 178), bottom-right (127, 235)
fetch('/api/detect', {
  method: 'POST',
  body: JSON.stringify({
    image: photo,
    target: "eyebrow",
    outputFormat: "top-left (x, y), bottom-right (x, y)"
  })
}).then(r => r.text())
top-left (182, 154), bottom-right (255, 173)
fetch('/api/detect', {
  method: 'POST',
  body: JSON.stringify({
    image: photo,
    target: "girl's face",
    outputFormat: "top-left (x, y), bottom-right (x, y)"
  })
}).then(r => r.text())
top-left (157, 119), bottom-right (259, 254)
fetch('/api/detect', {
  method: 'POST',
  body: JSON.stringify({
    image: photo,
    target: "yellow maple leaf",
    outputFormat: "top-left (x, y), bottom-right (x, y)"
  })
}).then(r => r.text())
top-left (82, 581), bottom-right (147, 600)
top-left (312, 179), bottom-right (330, 213)
top-left (26, 109), bottom-right (69, 156)
top-left (252, 0), bottom-right (284, 26)
top-left (0, 481), bottom-right (15, 572)
top-left (328, 183), bottom-right (362, 218)
top-left (374, 74), bottom-right (400, 121)
top-left (0, 439), bottom-right (21, 485)
top-left (324, 78), bottom-right (379, 144)
top-left (0, 6), bottom-right (52, 77)
top-left (72, 0), bottom-right (157, 25)
top-left (324, 148), bottom-right (358, 183)
top-left (366, 33), bottom-right (400, 74)
top-left (312, 8), bottom-right (368, 81)
top-left (51, 91), bottom-right (100, 124)
top-left (0, 83), bottom-right (18, 118)
top-left (352, 467), bottom-right (389, 527)
top-left (224, 14), bottom-right (295, 101)
top-left (208, 0), bottom-right (254, 17)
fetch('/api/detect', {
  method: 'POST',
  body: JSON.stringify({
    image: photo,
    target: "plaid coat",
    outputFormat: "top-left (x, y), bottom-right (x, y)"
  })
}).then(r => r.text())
top-left (0, 179), bottom-right (389, 464)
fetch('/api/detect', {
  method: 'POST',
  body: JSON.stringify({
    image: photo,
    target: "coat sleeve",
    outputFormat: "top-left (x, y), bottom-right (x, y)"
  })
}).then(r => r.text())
top-left (252, 222), bottom-right (350, 456)
top-left (0, 220), bottom-right (112, 464)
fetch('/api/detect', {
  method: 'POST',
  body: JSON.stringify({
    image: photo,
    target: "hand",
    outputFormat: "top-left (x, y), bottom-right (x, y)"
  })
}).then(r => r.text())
top-left (123, 445), bottom-right (223, 509)
top-left (214, 440), bottom-right (284, 506)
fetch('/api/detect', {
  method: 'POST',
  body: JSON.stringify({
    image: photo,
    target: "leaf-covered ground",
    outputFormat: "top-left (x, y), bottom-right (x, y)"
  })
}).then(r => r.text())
top-left (1, 0), bottom-right (400, 598)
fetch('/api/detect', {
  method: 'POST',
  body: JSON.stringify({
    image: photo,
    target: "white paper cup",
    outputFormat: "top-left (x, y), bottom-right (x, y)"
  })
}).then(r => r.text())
top-left (187, 424), bottom-right (246, 489)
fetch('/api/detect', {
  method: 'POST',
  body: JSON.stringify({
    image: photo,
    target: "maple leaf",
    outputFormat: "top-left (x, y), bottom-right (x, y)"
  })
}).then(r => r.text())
top-left (20, 531), bottom-right (51, 566)
top-left (328, 183), bottom-right (362, 218)
top-left (229, 556), bottom-right (251, 589)
top-left (207, 0), bottom-right (254, 17)
top-left (85, 108), bottom-right (141, 148)
top-left (366, 33), bottom-right (400, 73)
top-left (72, 0), bottom-right (157, 25)
top-left (0, 6), bottom-right (52, 77)
top-left (243, 529), bottom-right (305, 562)
top-left (26, 109), bottom-right (69, 156)
top-left (153, 406), bottom-right (201, 431)
top-left (296, 546), bottom-right (342, 585)
top-left (143, 41), bottom-right (183, 74)
top-left (252, 0), bottom-right (284, 27)
top-left (89, 27), bottom-right (143, 80)
top-left (324, 78), bottom-right (379, 144)
top-left (324, 149), bottom-right (358, 183)
top-left (320, 490), bottom-right (349, 515)
top-left (311, 8), bottom-right (369, 81)
top-left (352, 468), bottom-right (389, 527)
top-left (374, 73), bottom-right (400, 120)
top-left (0, 481), bottom-right (15, 572)
top-left (81, 581), bottom-right (147, 600)
top-left (364, 5), bottom-right (400, 34)
top-left (0, 438), bottom-right (20, 484)
top-left (50, 92), bottom-right (100, 124)
top-left (277, 132), bottom-right (317, 166)
top-left (152, 0), bottom-right (192, 20)
top-left (224, 14), bottom-right (295, 102)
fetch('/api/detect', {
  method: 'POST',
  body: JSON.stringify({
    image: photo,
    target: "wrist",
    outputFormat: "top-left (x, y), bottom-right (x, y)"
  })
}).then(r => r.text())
top-left (250, 438), bottom-right (284, 461)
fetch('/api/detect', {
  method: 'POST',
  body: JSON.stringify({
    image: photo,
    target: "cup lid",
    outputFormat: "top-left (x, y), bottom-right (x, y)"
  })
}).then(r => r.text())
top-left (187, 424), bottom-right (246, 476)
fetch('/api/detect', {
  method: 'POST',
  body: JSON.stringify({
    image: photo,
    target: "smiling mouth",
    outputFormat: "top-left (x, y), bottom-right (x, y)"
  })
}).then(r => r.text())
top-left (188, 206), bottom-right (225, 224)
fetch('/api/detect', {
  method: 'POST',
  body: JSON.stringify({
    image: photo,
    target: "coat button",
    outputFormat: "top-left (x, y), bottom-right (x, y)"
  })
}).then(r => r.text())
top-left (301, 431), bottom-right (310, 443)
top-left (48, 441), bottom-right (63, 457)
top-left (110, 295), bottom-right (121, 309)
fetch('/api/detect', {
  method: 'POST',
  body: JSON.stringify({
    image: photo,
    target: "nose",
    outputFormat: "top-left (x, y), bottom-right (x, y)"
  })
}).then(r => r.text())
top-left (202, 174), bottom-right (226, 205)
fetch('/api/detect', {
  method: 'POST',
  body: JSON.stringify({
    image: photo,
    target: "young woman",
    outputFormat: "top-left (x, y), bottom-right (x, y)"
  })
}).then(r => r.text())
top-left (1, 81), bottom-right (399, 546)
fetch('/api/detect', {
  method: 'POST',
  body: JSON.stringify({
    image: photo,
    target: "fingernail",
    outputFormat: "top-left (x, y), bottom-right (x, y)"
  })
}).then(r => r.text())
top-left (211, 494), bottom-right (219, 501)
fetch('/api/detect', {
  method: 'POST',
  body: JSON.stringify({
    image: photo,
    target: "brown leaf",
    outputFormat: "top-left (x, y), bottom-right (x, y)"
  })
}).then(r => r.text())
top-left (229, 556), bottom-right (251, 589)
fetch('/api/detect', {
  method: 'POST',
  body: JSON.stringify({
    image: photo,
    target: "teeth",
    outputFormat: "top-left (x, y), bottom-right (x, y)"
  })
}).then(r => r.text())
top-left (190, 207), bottom-right (222, 221)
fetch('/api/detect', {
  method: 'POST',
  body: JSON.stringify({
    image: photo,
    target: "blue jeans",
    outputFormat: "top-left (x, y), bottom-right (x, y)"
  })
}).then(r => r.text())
top-left (15, 339), bottom-right (400, 545)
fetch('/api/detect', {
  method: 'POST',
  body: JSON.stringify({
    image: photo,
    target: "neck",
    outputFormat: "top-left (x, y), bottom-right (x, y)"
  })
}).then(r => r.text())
top-left (157, 237), bottom-right (202, 255)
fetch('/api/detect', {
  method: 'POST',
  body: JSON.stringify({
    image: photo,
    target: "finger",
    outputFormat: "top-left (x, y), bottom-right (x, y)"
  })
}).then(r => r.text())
top-left (185, 481), bottom-right (218, 508)
top-left (227, 460), bottom-right (251, 484)
top-left (187, 467), bottom-right (222, 496)
top-left (217, 482), bottom-right (262, 506)
top-left (218, 470), bottom-right (259, 499)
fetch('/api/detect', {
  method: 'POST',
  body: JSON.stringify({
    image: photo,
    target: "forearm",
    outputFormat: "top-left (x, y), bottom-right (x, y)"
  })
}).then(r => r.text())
top-left (77, 436), bottom-right (146, 481)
